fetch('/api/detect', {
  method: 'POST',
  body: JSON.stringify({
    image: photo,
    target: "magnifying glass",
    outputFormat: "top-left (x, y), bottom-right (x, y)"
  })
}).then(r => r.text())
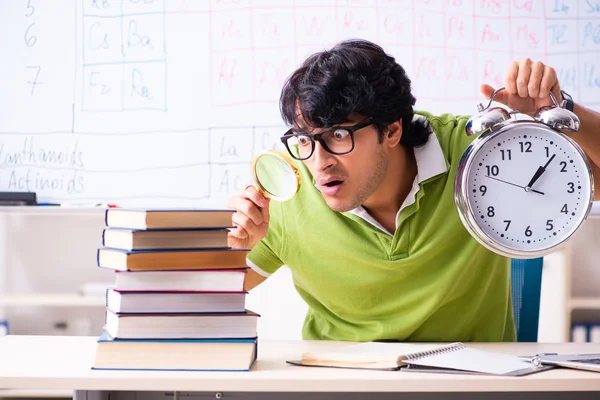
top-left (251, 150), bottom-right (301, 201)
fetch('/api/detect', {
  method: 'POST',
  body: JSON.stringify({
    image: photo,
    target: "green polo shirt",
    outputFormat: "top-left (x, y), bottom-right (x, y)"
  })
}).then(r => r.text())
top-left (247, 111), bottom-right (516, 342)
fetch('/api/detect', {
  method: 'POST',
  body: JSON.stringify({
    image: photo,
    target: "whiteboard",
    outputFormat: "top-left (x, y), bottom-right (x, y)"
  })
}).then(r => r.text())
top-left (0, 0), bottom-right (599, 207)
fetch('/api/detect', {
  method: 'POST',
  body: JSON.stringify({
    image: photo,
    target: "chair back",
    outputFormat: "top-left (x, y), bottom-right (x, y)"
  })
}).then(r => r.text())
top-left (510, 258), bottom-right (543, 342)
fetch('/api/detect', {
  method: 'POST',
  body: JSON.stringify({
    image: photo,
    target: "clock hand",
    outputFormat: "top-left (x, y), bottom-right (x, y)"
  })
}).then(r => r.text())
top-left (485, 175), bottom-right (545, 195)
top-left (525, 154), bottom-right (556, 190)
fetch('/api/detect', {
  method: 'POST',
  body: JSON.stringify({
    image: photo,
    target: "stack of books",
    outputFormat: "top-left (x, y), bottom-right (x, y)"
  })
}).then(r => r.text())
top-left (92, 208), bottom-right (259, 371)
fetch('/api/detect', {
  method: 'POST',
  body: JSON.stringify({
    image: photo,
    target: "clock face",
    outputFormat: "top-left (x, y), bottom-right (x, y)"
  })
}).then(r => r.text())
top-left (458, 122), bottom-right (593, 257)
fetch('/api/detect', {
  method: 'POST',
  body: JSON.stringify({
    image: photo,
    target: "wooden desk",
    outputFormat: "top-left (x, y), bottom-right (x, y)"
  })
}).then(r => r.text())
top-left (1, 336), bottom-right (600, 400)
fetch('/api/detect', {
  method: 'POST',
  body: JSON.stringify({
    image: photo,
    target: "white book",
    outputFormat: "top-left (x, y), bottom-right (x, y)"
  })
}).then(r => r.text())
top-left (107, 289), bottom-right (246, 314)
top-left (113, 269), bottom-right (246, 292)
top-left (105, 309), bottom-right (259, 339)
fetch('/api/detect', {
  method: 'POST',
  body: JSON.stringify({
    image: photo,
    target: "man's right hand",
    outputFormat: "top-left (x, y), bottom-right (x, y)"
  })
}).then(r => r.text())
top-left (226, 185), bottom-right (271, 249)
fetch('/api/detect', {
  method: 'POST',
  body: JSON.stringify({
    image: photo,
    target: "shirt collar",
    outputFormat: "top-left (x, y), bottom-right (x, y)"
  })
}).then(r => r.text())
top-left (346, 114), bottom-right (448, 235)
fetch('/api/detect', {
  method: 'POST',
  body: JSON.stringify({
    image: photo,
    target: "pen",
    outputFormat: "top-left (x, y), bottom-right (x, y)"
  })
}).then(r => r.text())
top-left (37, 203), bottom-right (118, 208)
top-left (59, 203), bottom-right (117, 208)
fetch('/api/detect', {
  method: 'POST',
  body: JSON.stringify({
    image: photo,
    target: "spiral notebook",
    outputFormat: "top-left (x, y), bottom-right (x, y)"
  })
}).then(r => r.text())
top-left (287, 342), bottom-right (552, 376)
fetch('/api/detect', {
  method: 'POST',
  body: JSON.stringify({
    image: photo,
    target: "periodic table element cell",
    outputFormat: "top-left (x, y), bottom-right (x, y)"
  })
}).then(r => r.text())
top-left (545, 54), bottom-right (578, 95)
top-left (474, 16), bottom-right (512, 52)
top-left (412, 47), bottom-right (445, 100)
top-left (475, 51), bottom-right (512, 90)
top-left (442, 0), bottom-right (476, 15)
top-left (337, 4), bottom-right (379, 44)
top-left (444, 49), bottom-right (477, 99)
top-left (122, 14), bottom-right (166, 62)
top-left (121, 0), bottom-right (165, 15)
top-left (580, 53), bottom-right (600, 105)
top-left (474, 0), bottom-right (510, 18)
top-left (82, 64), bottom-right (123, 112)
top-left (83, 0), bottom-right (122, 17)
top-left (413, 10), bottom-right (444, 48)
top-left (251, 7), bottom-right (295, 49)
top-left (210, 128), bottom-right (255, 164)
top-left (123, 62), bottom-right (167, 111)
top-left (211, 51), bottom-right (253, 107)
top-left (579, 0), bottom-right (600, 17)
top-left (210, 8), bottom-right (252, 51)
top-left (294, 7), bottom-right (337, 47)
top-left (210, 163), bottom-right (252, 202)
top-left (546, 18), bottom-right (579, 54)
top-left (252, 126), bottom-right (287, 156)
top-left (580, 18), bottom-right (600, 52)
top-left (211, 0), bottom-right (252, 12)
top-left (253, 49), bottom-right (295, 103)
top-left (510, 0), bottom-right (544, 17)
top-left (444, 12), bottom-right (474, 49)
top-left (511, 17), bottom-right (545, 54)
top-left (376, 7), bottom-right (413, 46)
top-left (545, 0), bottom-right (575, 18)
top-left (82, 16), bottom-right (122, 65)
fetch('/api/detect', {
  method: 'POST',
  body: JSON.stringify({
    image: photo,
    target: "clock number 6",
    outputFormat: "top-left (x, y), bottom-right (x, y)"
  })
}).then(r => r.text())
top-left (525, 226), bottom-right (532, 237)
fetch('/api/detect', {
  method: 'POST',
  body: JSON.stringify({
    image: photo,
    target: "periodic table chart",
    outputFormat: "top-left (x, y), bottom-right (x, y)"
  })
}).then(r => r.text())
top-left (0, 0), bottom-right (598, 207)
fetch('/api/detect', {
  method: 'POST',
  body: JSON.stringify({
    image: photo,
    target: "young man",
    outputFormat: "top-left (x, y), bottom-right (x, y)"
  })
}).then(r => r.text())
top-left (227, 40), bottom-right (600, 342)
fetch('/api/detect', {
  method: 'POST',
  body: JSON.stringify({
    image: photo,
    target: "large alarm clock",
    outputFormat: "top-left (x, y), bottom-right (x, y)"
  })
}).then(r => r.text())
top-left (454, 88), bottom-right (595, 259)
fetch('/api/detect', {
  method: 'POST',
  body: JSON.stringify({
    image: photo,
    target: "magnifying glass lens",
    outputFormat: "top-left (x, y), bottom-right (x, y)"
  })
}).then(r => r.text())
top-left (252, 151), bottom-right (300, 201)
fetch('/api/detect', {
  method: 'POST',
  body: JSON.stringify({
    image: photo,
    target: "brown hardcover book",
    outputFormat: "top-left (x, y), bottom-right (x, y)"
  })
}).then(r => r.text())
top-left (102, 228), bottom-right (229, 251)
top-left (93, 333), bottom-right (257, 371)
top-left (97, 248), bottom-right (249, 271)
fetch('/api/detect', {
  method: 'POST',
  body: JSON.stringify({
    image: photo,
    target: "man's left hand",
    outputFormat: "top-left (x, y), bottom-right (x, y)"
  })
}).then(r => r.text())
top-left (480, 58), bottom-right (562, 117)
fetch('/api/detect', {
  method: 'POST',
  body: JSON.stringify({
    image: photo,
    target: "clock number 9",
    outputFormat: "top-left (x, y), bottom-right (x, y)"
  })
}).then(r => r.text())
top-left (479, 185), bottom-right (487, 196)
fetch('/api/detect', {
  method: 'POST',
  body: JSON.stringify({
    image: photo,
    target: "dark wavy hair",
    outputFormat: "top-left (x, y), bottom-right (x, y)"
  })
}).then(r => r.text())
top-left (280, 39), bottom-right (431, 147)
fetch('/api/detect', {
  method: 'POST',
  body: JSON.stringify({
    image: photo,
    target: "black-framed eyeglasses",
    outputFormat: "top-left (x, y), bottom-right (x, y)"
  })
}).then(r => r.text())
top-left (279, 118), bottom-right (374, 161)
